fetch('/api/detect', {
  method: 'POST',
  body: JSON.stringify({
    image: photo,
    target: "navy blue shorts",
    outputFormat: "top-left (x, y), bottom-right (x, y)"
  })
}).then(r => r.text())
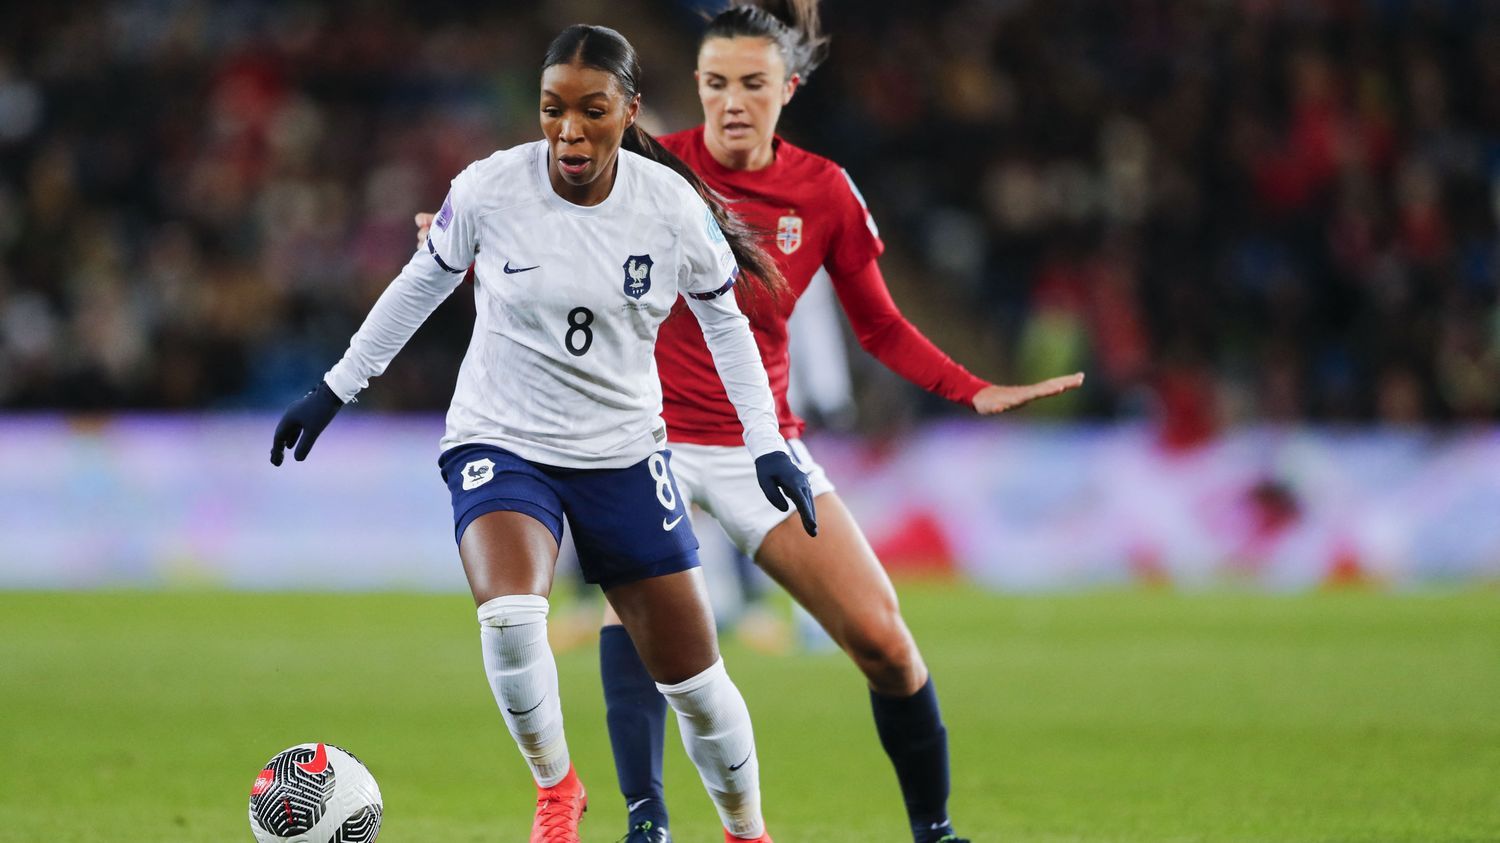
top-left (439, 444), bottom-right (700, 590)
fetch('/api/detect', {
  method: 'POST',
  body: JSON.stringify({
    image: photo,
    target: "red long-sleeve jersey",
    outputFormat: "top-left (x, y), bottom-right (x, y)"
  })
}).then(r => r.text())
top-left (657, 126), bottom-right (987, 446)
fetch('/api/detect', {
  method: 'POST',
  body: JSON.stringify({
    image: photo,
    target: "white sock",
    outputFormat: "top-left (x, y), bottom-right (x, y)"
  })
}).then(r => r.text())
top-left (477, 594), bottom-right (570, 787)
top-left (657, 658), bottom-right (764, 838)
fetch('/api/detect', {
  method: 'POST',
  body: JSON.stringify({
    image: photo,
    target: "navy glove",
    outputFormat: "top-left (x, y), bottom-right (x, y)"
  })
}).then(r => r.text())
top-left (270, 381), bottom-right (344, 466)
top-left (754, 451), bottom-right (817, 537)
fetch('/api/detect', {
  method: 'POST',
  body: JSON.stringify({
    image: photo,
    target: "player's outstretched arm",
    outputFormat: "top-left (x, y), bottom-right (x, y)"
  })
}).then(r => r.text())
top-left (971, 373), bottom-right (1085, 415)
top-left (829, 259), bottom-right (1085, 414)
top-left (270, 381), bottom-right (344, 465)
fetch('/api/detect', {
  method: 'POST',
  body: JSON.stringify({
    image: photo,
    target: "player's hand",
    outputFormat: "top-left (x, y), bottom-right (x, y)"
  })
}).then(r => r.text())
top-left (270, 381), bottom-right (344, 466)
top-left (972, 372), bottom-right (1085, 415)
top-left (755, 451), bottom-right (817, 537)
top-left (415, 212), bottom-right (435, 247)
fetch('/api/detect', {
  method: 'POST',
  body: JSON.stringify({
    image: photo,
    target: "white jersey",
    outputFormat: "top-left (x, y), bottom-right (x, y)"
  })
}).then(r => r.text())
top-left (324, 140), bottom-right (786, 469)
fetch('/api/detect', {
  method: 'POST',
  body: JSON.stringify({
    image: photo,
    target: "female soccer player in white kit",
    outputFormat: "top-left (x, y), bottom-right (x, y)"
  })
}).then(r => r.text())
top-left (269, 24), bottom-right (815, 843)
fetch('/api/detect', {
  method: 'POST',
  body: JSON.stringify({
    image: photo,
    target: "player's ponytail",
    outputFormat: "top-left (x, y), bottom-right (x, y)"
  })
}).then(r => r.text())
top-left (544, 24), bottom-right (786, 302)
top-left (705, 0), bottom-right (830, 80)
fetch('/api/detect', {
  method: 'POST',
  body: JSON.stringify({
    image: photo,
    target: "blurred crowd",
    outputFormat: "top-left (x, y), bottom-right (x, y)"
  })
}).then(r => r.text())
top-left (3, 0), bottom-right (1499, 437)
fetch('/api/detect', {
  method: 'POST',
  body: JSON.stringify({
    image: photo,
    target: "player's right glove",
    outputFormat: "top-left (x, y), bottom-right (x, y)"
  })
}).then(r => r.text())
top-left (755, 451), bottom-right (818, 537)
top-left (270, 381), bottom-right (344, 466)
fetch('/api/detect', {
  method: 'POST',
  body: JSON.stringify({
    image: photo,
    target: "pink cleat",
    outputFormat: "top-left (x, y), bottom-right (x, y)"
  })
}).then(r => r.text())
top-left (530, 765), bottom-right (586, 843)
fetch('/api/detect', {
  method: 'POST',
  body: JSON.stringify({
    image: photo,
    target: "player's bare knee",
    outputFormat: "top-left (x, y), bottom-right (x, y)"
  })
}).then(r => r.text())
top-left (843, 612), bottom-right (923, 695)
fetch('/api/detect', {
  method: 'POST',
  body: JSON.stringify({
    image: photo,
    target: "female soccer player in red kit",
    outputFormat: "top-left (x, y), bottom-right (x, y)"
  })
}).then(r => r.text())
top-left (419, 4), bottom-right (1081, 840)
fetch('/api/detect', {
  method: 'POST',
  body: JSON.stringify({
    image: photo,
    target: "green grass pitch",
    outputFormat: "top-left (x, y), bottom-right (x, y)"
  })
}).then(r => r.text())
top-left (0, 585), bottom-right (1496, 842)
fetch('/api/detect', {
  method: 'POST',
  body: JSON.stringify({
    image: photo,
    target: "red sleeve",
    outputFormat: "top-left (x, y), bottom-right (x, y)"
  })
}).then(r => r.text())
top-left (825, 168), bottom-right (885, 276)
top-left (829, 258), bottom-right (989, 405)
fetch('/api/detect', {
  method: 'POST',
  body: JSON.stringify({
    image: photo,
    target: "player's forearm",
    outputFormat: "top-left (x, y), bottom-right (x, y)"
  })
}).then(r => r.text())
top-left (831, 260), bottom-right (988, 404)
top-left (858, 319), bottom-right (988, 404)
top-left (684, 294), bottom-right (786, 458)
top-left (324, 249), bottom-right (465, 401)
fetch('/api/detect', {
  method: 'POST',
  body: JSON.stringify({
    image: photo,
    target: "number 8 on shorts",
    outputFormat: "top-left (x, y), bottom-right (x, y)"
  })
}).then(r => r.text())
top-left (648, 453), bottom-right (676, 511)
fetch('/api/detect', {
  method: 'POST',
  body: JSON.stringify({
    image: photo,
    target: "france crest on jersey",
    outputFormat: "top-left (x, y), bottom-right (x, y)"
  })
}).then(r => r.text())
top-left (624, 254), bottom-right (653, 299)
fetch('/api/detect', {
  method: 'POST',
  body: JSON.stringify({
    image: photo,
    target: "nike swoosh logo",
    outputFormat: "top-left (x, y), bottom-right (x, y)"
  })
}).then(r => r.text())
top-left (503, 261), bottom-right (539, 274)
top-left (505, 694), bottom-right (546, 716)
top-left (627, 798), bottom-right (650, 812)
top-left (295, 743), bottom-right (329, 775)
top-left (662, 514), bottom-right (684, 531)
top-left (728, 749), bottom-right (753, 771)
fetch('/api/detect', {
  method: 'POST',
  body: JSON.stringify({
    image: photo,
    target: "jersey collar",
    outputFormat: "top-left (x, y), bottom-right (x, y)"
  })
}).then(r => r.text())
top-left (692, 125), bottom-right (785, 183)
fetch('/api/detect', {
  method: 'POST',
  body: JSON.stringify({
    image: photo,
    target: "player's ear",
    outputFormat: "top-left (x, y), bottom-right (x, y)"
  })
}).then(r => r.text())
top-left (783, 73), bottom-right (801, 106)
top-left (625, 94), bottom-right (641, 126)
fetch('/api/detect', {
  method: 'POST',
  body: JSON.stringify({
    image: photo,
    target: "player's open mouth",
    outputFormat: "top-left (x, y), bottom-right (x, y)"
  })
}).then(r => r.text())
top-left (723, 121), bottom-right (753, 137)
top-left (558, 154), bottom-right (590, 176)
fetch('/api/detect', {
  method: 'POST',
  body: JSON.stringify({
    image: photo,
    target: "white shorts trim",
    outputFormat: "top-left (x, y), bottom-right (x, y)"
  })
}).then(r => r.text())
top-left (668, 439), bottom-right (836, 558)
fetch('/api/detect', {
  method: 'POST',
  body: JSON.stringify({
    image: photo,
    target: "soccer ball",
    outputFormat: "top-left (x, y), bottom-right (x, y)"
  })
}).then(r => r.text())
top-left (248, 743), bottom-right (382, 842)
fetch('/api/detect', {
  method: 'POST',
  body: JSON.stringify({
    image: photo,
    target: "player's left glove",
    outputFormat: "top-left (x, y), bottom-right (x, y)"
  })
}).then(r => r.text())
top-left (755, 451), bottom-right (818, 537)
top-left (270, 381), bottom-right (344, 466)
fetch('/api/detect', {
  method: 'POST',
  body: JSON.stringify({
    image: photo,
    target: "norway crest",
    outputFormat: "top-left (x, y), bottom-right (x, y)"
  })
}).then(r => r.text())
top-left (776, 215), bottom-right (802, 254)
top-left (623, 254), bottom-right (653, 299)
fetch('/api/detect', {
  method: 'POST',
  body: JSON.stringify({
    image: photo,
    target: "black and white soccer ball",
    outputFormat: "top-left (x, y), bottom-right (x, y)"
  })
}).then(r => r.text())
top-left (248, 743), bottom-right (382, 842)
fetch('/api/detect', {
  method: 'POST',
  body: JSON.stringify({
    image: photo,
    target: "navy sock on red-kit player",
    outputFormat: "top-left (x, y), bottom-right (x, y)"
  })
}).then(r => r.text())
top-left (871, 680), bottom-right (956, 843)
top-left (600, 624), bottom-right (672, 833)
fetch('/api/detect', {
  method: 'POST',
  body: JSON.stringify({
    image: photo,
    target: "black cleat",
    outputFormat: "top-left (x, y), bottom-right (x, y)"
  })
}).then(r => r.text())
top-left (919, 824), bottom-right (970, 843)
top-left (618, 820), bottom-right (671, 843)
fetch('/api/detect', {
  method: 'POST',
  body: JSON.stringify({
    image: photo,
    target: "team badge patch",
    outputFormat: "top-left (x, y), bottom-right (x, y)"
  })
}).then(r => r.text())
top-left (435, 193), bottom-right (454, 232)
top-left (776, 215), bottom-right (802, 254)
top-left (623, 254), bottom-right (653, 299)
top-left (462, 458), bottom-right (495, 491)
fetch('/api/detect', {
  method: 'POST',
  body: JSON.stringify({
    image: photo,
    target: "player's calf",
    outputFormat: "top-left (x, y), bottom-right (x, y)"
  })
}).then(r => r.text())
top-left (870, 677), bottom-right (961, 843)
top-left (478, 594), bottom-right (571, 787)
top-left (600, 624), bottom-right (672, 836)
top-left (655, 658), bottom-right (767, 840)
